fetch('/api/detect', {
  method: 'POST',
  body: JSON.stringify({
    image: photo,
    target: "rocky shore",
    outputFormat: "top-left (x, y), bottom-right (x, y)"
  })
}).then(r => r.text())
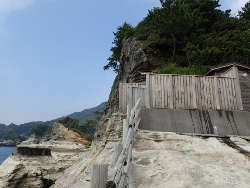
top-left (0, 123), bottom-right (89, 188)
top-left (0, 140), bottom-right (20, 146)
top-left (1, 113), bottom-right (250, 188)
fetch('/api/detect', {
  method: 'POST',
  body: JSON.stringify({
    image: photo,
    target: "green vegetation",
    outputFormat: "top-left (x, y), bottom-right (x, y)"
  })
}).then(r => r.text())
top-left (74, 119), bottom-right (98, 141)
top-left (0, 102), bottom-right (106, 141)
top-left (155, 64), bottom-right (212, 75)
top-left (104, 23), bottom-right (135, 72)
top-left (0, 122), bottom-right (45, 141)
top-left (58, 117), bottom-right (99, 141)
top-left (68, 102), bottom-right (106, 123)
top-left (58, 117), bottom-right (79, 129)
top-left (57, 104), bottom-right (105, 141)
top-left (105, 0), bottom-right (250, 74)
top-left (239, 1), bottom-right (250, 20)
top-left (28, 116), bottom-right (99, 141)
top-left (30, 124), bottom-right (52, 138)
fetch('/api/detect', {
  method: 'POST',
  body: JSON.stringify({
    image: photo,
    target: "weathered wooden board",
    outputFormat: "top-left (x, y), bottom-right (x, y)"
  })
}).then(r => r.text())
top-left (119, 83), bottom-right (146, 113)
top-left (119, 73), bottom-right (243, 113)
top-left (91, 164), bottom-right (108, 188)
top-left (146, 74), bottom-right (242, 111)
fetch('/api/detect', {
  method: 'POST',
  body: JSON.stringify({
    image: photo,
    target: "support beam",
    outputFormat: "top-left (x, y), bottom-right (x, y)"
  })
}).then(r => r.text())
top-left (145, 73), bottom-right (151, 109)
top-left (91, 164), bottom-right (108, 188)
top-left (112, 143), bottom-right (123, 167)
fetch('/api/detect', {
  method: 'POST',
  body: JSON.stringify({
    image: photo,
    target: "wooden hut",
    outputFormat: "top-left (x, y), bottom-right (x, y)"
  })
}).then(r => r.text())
top-left (206, 63), bottom-right (250, 111)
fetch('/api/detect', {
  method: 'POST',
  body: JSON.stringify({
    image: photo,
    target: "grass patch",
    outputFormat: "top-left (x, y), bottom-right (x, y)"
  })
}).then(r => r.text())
top-left (155, 64), bottom-right (212, 75)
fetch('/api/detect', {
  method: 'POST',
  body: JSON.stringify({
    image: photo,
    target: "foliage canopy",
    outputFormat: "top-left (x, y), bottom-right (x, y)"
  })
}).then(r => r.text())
top-left (104, 23), bottom-right (134, 72)
top-left (105, 0), bottom-right (250, 74)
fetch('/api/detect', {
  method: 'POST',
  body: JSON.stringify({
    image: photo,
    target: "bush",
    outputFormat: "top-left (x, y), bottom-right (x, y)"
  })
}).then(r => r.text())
top-left (155, 64), bottom-right (212, 75)
top-left (30, 124), bottom-right (52, 138)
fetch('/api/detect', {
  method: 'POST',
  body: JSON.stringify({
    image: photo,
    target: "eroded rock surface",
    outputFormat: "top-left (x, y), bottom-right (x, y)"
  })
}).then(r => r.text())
top-left (2, 113), bottom-right (250, 188)
top-left (133, 130), bottom-right (250, 188)
top-left (107, 38), bottom-right (164, 113)
top-left (52, 113), bottom-right (124, 188)
top-left (0, 123), bottom-right (88, 188)
top-left (51, 114), bottom-right (250, 188)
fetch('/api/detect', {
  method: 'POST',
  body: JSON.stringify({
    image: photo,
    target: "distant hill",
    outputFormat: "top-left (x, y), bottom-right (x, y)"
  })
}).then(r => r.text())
top-left (67, 102), bottom-right (106, 123)
top-left (0, 102), bottom-right (106, 141)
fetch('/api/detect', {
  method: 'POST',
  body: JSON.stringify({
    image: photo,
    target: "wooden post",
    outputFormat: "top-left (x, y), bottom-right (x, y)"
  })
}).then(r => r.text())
top-left (192, 76), bottom-right (197, 109)
top-left (128, 144), bottom-right (132, 168)
top-left (117, 175), bottom-right (126, 188)
top-left (127, 104), bottom-right (131, 122)
top-left (127, 162), bottom-right (135, 188)
top-left (135, 118), bottom-right (141, 131)
top-left (232, 66), bottom-right (243, 110)
top-left (91, 164), bottom-right (108, 188)
top-left (128, 86), bottom-right (133, 109)
top-left (122, 119), bottom-right (128, 146)
top-left (145, 73), bottom-right (151, 109)
top-left (112, 143), bottom-right (123, 167)
top-left (110, 98), bottom-right (141, 188)
top-left (119, 83), bottom-right (122, 113)
top-left (213, 77), bottom-right (221, 110)
top-left (170, 75), bottom-right (174, 109)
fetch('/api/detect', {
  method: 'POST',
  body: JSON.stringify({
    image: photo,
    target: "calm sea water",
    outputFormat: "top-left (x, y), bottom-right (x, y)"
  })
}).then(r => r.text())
top-left (0, 146), bottom-right (16, 164)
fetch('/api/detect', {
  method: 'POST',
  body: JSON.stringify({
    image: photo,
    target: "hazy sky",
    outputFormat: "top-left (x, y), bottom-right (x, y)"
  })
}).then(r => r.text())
top-left (0, 0), bottom-right (248, 125)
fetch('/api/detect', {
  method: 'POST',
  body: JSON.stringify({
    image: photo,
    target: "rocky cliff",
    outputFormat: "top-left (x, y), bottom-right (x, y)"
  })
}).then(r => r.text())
top-left (0, 123), bottom-right (89, 188)
top-left (50, 113), bottom-right (250, 188)
top-left (49, 37), bottom-right (250, 188)
top-left (106, 38), bottom-right (165, 113)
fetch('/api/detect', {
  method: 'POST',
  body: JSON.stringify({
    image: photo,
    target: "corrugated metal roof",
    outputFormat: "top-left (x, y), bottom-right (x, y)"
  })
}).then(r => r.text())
top-left (206, 62), bottom-right (250, 75)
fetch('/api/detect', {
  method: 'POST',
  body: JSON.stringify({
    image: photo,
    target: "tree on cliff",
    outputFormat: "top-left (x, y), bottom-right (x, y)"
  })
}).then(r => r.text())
top-left (104, 0), bottom-right (250, 74)
top-left (104, 23), bottom-right (134, 72)
top-left (239, 0), bottom-right (250, 20)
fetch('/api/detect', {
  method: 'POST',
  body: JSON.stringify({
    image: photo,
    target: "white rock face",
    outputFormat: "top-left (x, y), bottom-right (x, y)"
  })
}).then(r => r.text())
top-left (0, 141), bottom-right (87, 188)
top-left (2, 116), bottom-right (250, 188)
top-left (51, 115), bottom-right (250, 188)
top-left (133, 131), bottom-right (250, 188)
top-left (0, 123), bottom-right (88, 188)
top-left (52, 113), bottom-right (124, 188)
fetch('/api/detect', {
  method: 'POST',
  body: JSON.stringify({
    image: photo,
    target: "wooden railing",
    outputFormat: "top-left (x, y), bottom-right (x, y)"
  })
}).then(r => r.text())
top-left (91, 98), bottom-right (142, 188)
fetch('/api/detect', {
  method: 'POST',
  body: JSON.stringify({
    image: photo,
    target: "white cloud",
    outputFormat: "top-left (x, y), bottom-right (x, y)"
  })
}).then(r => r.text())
top-left (0, 0), bottom-right (34, 14)
top-left (221, 0), bottom-right (249, 15)
top-left (145, 0), bottom-right (161, 6)
top-left (128, 0), bottom-right (161, 7)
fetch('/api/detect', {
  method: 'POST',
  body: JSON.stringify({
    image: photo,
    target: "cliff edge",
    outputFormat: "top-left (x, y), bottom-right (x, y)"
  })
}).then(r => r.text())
top-left (0, 123), bottom-right (89, 188)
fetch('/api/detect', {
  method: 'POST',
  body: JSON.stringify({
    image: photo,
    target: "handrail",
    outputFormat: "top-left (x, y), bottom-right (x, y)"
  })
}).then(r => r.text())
top-left (108, 98), bottom-right (142, 188)
top-left (91, 98), bottom-right (142, 188)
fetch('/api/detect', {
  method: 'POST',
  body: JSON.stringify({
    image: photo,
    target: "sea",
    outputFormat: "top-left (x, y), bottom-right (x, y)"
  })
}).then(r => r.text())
top-left (0, 146), bottom-right (16, 165)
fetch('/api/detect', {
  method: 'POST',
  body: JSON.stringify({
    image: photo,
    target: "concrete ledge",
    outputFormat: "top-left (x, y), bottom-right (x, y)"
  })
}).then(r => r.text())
top-left (140, 109), bottom-right (250, 136)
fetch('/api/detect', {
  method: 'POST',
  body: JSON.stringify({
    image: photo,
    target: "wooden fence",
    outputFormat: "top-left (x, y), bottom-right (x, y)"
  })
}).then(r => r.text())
top-left (119, 83), bottom-right (146, 114)
top-left (91, 98), bottom-right (142, 188)
top-left (119, 73), bottom-right (243, 113)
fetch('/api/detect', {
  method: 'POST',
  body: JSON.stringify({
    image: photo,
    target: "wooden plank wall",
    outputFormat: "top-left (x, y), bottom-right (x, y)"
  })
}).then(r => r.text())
top-left (119, 74), bottom-right (243, 113)
top-left (119, 83), bottom-right (146, 113)
top-left (148, 74), bottom-right (242, 111)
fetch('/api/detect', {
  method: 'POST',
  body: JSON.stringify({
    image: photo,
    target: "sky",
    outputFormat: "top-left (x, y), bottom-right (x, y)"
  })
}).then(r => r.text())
top-left (0, 0), bottom-right (248, 125)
